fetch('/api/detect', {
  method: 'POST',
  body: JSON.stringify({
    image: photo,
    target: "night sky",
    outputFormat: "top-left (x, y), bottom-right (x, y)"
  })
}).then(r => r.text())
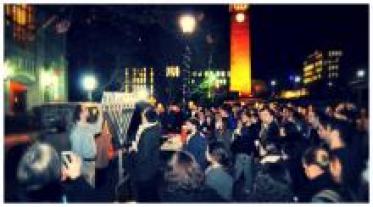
top-left (62, 4), bottom-right (369, 101)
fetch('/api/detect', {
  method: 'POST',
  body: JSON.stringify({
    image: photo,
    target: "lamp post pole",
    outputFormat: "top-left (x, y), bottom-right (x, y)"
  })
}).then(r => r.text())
top-left (179, 14), bottom-right (196, 105)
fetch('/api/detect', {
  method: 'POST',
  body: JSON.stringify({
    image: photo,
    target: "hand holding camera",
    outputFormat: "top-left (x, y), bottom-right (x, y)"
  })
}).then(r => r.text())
top-left (61, 151), bottom-right (82, 181)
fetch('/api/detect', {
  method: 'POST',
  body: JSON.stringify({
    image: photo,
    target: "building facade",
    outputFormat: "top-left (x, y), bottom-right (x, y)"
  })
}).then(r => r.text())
top-left (303, 50), bottom-right (342, 86)
top-left (302, 49), bottom-right (343, 97)
top-left (230, 4), bottom-right (251, 97)
top-left (4, 4), bottom-right (68, 115)
top-left (189, 69), bottom-right (230, 89)
top-left (123, 67), bottom-right (154, 98)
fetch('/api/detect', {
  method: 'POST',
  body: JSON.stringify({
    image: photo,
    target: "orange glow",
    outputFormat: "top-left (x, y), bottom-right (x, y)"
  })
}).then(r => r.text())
top-left (280, 88), bottom-right (309, 99)
top-left (9, 80), bottom-right (27, 113)
top-left (230, 7), bottom-right (251, 97)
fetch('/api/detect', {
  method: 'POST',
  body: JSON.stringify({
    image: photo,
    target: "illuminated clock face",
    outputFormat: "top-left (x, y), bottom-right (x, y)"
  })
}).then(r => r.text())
top-left (235, 12), bottom-right (245, 23)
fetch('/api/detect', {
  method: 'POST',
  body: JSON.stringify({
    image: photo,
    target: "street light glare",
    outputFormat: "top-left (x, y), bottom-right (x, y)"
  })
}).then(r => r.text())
top-left (357, 69), bottom-right (365, 78)
top-left (137, 88), bottom-right (149, 101)
top-left (82, 75), bottom-right (97, 91)
top-left (179, 14), bottom-right (196, 34)
top-left (294, 76), bottom-right (301, 83)
top-left (270, 80), bottom-right (277, 86)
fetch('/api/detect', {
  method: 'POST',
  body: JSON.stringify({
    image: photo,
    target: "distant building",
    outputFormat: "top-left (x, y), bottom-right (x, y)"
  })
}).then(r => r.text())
top-left (303, 49), bottom-right (342, 86)
top-left (164, 67), bottom-right (230, 103)
top-left (190, 69), bottom-right (230, 88)
top-left (123, 67), bottom-right (154, 97)
top-left (4, 4), bottom-right (68, 115)
top-left (302, 50), bottom-right (343, 97)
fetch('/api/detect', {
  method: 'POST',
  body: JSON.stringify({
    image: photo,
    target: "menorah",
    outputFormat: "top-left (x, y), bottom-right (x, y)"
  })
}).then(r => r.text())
top-left (101, 91), bottom-right (137, 199)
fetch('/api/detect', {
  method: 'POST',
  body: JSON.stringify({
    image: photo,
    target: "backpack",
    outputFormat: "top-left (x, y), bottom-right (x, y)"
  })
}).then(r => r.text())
top-left (312, 189), bottom-right (342, 203)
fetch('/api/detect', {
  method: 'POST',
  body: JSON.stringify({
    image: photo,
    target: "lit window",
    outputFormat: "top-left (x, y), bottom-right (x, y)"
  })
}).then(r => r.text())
top-left (6, 4), bottom-right (35, 43)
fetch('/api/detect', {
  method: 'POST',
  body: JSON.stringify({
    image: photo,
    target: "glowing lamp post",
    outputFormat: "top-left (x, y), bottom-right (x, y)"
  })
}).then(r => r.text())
top-left (294, 76), bottom-right (301, 83)
top-left (356, 69), bottom-right (365, 79)
top-left (179, 14), bottom-right (196, 34)
top-left (270, 80), bottom-right (277, 98)
top-left (270, 80), bottom-right (277, 87)
top-left (179, 14), bottom-right (197, 104)
top-left (82, 75), bottom-right (97, 101)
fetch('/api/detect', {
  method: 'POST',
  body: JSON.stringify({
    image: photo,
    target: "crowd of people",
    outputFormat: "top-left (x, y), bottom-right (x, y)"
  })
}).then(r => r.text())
top-left (15, 99), bottom-right (369, 203)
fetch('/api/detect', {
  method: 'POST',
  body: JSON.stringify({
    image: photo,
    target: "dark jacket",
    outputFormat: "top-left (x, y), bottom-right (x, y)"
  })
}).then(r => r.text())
top-left (260, 121), bottom-right (280, 147)
top-left (231, 124), bottom-right (258, 156)
top-left (18, 176), bottom-right (98, 203)
top-left (184, 132), bottom-right (208, 170)
top-left (160, 185), bottom-right (225, 202)
top-left (133, 124), bottom-right (161, 182)
top-left (63, 177), bottom-right (103, 202)
top-left (247, 164), bottom-right (294, 202)
top-left (214, 129), bottom-right (232, 153)
top-left (300, 173), bottom-right (338, 202)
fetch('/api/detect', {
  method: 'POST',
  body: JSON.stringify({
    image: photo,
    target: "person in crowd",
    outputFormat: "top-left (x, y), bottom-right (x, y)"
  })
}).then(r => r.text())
top-left (301, 146), bottom-right (341, 202)
top-left (247, 161), bottom-right (293, 202)
top-left (258, 107), bottom-right (280, 155)
top-left (70, 104), bottom-right (103, 188)
top-left (279, 122), bottom-right (308, 199)
top-left (328, 151), bottom-right (356, 201)
top-left (165, 104), bottom-right (183, 133)
top-left (205, 142), bottom-right (234, 201)
top-left (95, 120), bottom-right (113, 189)
top-left (317, 116), bottom-right (362, 195)
top-left (220, 106), bottom-right (237, 130)
top-left (198, 111), bottom-right (214, 141)
top-left (155, 103), bottom-right (167, 133)
top-left (17, 143), bottom-right (96, 202)
top-left (304, 108), bottom-right (322, 146)
top-left (213, 116), bottom-right (232, 153)
top-left (129, 106), bottom-right (162, 202)
top-left (183, 118), bottom-right (208, 170)
top-left (160, 151), bottom-right (224, 202)
top-left (230, 110), bottom-right (258, 193)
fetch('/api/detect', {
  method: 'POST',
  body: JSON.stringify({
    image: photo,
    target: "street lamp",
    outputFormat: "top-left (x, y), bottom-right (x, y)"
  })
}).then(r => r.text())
top-left (356, 69), bottom-right (365, 79)
top-left (179, 14), bottom-right (197, 105)
top-left (270, 80), bottom-right (277, 87)
top-left (179, 14), bottom-right (196, 34)
top-left (82, 75), bottom-right (97, 101)
top-left (294, 76), bottom-right (301, 83)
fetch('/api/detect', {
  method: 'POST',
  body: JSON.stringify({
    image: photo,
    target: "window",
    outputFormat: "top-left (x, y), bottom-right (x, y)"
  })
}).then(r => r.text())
top-left (6, 4), bottom-right (35, 43)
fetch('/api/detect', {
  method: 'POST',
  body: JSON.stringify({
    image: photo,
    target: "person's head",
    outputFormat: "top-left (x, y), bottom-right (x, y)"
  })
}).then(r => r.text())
top-left (249, 163), bottom-right (293, 202)
top-left (206, 142), bottom-right (231, 168)
top-left (155, 103), bottom-right (165, 114)
top-left (142, 106), bottom-right (158, 124)
top-left (307, 109), bottom-right (319, 127)
top-left (164, 151), bottom-right (204, 191)
top-left (17, 143), bottom-right (62, 201)
top-left (184, 118), bottom-right (199, 134)
top-left (356, 116), bottom-right (369, 132)
top-left (302, 146), bottom-right (330, 180)
top-left (73, 104), bottom-right (89, 123)
top-left (259, 107), bottom-right (274, 125)
top-left (240, 110), bottom-right (251, 124)
top-left (197, 111), bottom-right (205, 121)
top-left (218, 117), bottom-right (228, 131)
top-left (325, 106), bottom-right (334, 117)
top-left (282, 107), bottom-right (293, 121)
